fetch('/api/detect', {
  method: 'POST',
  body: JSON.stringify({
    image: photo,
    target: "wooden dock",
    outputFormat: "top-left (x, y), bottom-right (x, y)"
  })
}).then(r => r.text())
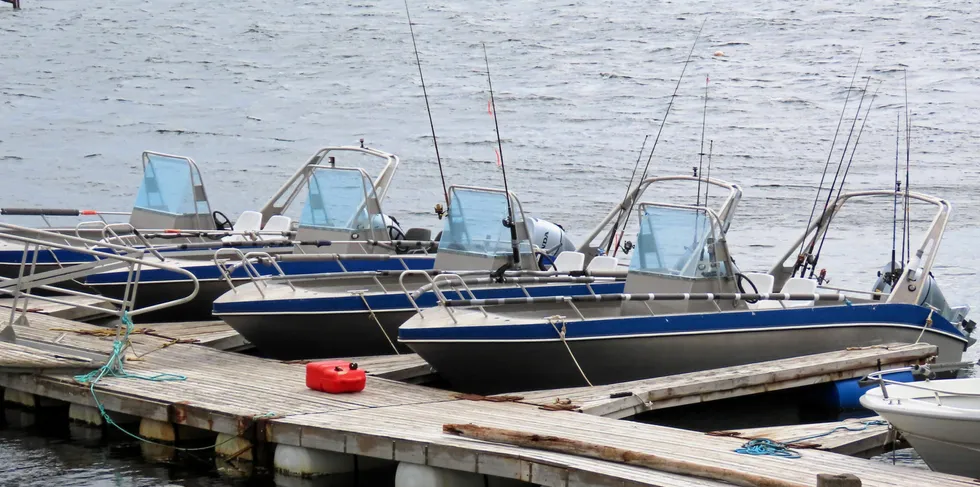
top-left (0, 295), bottom-right (113, 322)
top-left (708, 416), bottom-right (895, 457)
top-left (137, 320), bottom-right (253, 352)
top-left (0, 311), bottom-right (969, 486)
top-left (511, 344), bottom-right (937, 419)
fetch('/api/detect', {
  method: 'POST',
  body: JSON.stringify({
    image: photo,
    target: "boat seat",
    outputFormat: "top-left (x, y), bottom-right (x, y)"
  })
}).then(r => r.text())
top-left (259, 215), bottom-right (292, 241)
top-left (587, 256), bottom-right (618, 272)
top-left (756, 277), bottom-right (817, 310)
top-left (742, 273), bottom-right (775, 294)
top-left (403, 228), bottom-right (432, 242)
top-left (222, 210), bottom-right (262, 242)
top-left (551, 251), bottom-right (585, 272)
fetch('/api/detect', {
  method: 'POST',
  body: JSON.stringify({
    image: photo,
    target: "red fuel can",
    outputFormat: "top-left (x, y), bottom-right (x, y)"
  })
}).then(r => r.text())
top-left (305, 361), bottom-right (366, 393)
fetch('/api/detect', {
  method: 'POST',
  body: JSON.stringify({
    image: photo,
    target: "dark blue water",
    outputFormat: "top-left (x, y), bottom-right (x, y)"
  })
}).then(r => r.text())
top-left (2, 0), bottom-right (978, 483)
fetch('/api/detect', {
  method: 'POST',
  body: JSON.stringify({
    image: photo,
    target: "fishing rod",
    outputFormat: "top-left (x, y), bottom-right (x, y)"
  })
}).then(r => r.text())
top-left (704, 140), bottom-right (713, 206)
top-left (603, 134), bottom-right (650, 255)
top-left (698, 139), bottom-right (714, 262)
top-left (890, 111), bottom-right (900, 283)
top-left (793, 52), bottom-right (862, 275)
top-left (808, 81), bottom-right (881, 279)
top-left (404, 0), bottom-right (449, 211)
top-left (797, 73), bottom-right (873, 278)
top-left (696, 75), bottom-right (709, 207)
top-left (482, 43), bottom-right (522, 269)
top-left (902, 68), bottom-right (912, 265)
top-left (611, 18), bottom-right (706, 257)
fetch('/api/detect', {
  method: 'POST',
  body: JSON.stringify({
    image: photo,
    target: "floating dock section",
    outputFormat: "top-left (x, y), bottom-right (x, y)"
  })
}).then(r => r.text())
top-left (511, 344), bottom-right (936, 419)
top-left (0, 312), bottom-right (968, 486)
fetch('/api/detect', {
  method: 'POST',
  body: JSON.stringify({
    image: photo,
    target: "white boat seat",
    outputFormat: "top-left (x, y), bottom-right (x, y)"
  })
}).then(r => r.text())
top-left (222, 210), bottom-right (262, 242)
top-left (551, 251), bottom-right (585, 272)
top-left (779, 277), bottom-right (817, 307)
top-left (587, 256), bottom-right (618, 272)
top-left (259, 215), bottom-right (292, 241)
top-left (743, 273), bottom-right (775, 310)
top-left (756, 277), bottom-right (817, 310)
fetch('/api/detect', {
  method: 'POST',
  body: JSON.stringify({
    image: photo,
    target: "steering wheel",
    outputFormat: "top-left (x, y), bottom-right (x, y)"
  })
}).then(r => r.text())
top-left (735, 273), bottom-right (760, 304)
top-left (212, 210), bottom-right (233, 231)
top-left (388, 225), bottom-right (405, 241)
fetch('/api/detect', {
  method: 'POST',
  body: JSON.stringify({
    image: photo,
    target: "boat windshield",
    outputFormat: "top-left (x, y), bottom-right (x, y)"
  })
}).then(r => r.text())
top-left (133, 153), bottom-right (209, 216)
top-left (440, 188), bottom-right (529, 257)
top-left (299, 168), bottom-right (380, 232)
top-left (628, 205), bottom-right (724, 278)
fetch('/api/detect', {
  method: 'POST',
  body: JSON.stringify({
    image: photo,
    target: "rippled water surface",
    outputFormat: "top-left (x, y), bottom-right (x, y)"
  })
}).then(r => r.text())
top-left (2, 0), bottom-right (979, 484)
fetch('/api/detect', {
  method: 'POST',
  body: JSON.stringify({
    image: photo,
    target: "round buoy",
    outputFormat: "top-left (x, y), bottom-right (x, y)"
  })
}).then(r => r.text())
top-left (215, 434), bottom-right (254, 478)
top-left (274, 444), bottom-right (355, 477)
top-left (139, 419), bottom-right (176, 463)
top-left (713, 50), bottom-right (725, 57)
top-left (69, 404), bottom-right (104, 427)
top-left (394, 463), bottom-right (484, 487)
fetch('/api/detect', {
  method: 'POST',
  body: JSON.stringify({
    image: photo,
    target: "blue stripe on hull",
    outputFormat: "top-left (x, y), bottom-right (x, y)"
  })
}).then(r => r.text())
top-left (0, 245), bottom-right (241, 266)
top-left (85, 256), bottom-right (436, 284)
top-left (0, 248), bottom-right (99, 265)
top-left (398, 303), bottom-right (967, 343)
top-left (212, 282), bottom-right (626, 315)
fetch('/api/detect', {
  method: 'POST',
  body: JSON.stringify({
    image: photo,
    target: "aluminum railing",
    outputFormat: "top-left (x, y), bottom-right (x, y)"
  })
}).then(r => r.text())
top-left (0, 222), bottom-right (200, 358)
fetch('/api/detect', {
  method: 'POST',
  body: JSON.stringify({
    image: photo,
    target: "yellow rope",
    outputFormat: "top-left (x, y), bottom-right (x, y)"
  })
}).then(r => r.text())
top-left (547, 315), bottom-right (593, 387)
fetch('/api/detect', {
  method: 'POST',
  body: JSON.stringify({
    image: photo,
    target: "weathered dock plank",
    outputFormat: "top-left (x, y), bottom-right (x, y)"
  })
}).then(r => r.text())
top-left (0, 340), bottom-right (95, 373)
top-left (140, 320), bottom-right (253, 352)
top-left (0, 295), bottom-right (113, 322)
top-left (277, 400), bottom-right (970, 487)
top-left (708, 416), bottom-right (893, 456)
top-left (512, 344), bottom-right (937, 419)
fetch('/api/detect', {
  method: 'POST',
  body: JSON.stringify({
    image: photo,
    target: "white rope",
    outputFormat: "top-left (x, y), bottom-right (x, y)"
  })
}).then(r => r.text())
top-left (547, 315), bottom-right (593, 387)
top-left (355, 291), bottom-right (400, 355)
top-left (914, 308), bottom-right (935, 344)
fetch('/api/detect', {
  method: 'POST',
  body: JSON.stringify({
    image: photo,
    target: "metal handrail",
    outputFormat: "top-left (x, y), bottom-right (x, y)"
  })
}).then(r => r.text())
top-left (863, 365), bottom-right (978, 403)
top-left (0, 222), bottom-right (200, 330)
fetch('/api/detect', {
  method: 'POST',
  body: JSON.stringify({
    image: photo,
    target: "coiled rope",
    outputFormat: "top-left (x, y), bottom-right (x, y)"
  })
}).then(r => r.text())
top-left (734, 419), bottom-right (889, 458)
top-left (73, 312), bottom-right (271, 451)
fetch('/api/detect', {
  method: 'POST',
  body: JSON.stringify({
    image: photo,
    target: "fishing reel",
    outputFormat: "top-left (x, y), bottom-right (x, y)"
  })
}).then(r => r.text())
top-left (816, 268), bottom-right (829, 285)
top-left (434, 203), bottom-right (446, 220)
top-left (620, 240), bottom-right (634, 255)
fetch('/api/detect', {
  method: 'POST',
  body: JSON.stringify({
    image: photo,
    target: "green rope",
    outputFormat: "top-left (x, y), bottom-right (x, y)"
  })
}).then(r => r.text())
top-left (735, 439), bottom-right (802, 458)
top-left (734, 419), bottom-right (889, 459)
top-left (72, 312), bottom-right (270, 452)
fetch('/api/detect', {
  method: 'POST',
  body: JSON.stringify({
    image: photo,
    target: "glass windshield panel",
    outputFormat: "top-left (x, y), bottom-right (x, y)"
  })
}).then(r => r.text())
top-left (299, 168), bottom-right (378, 231)
top-left (629, 206), bottom-right (719, 277)
top-left (441, 188), bottom-right (527, 257)
top-left (134, 154), bottom-right (204, 215)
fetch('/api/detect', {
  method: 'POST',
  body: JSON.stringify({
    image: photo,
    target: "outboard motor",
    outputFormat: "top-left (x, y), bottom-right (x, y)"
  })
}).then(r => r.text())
top-left (873, 260), bottom-right (972, 333)
top-left (528, 217), bottom-right (576, 270)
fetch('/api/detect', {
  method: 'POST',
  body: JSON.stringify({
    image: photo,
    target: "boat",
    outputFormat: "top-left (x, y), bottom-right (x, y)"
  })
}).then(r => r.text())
top-left (860, 366), bottom-right (980, 478)
top-left (399, 187), bottom-right (974, 394)
top-left (83, 144), bottom-right (435, 321)
top-left (212, 183), bottom-right (583, 359)
top-left (0, 151), bottom-right (223, 283)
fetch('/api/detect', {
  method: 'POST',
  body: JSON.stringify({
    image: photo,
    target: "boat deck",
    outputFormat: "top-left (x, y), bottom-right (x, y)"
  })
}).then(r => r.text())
top-left (0, 312), bottom-right (967, 486)
top-left (511, 344), bottom-right (937, 419)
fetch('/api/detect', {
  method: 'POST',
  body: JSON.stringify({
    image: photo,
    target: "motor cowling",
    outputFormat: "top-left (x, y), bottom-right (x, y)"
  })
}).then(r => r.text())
top-left (528, 217), bottom-right (575, 269)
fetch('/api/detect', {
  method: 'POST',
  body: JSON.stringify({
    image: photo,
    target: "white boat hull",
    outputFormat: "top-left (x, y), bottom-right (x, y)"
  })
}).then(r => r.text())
top-left (860, 378), bottom-right (980, 478)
